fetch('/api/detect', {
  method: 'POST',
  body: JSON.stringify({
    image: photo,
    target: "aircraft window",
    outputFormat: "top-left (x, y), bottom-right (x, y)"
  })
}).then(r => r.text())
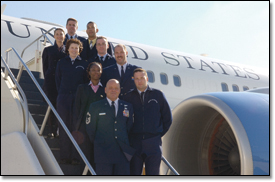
top-left (232, 84), bottom-right (239, 92)
top-left (147, 70), bottom-right (155, 83)
top-left (173, 75), bottom-right (181, 87)
top-left (160, 73), bottom-right (168, 85)
top-left (221, 83), bottom-right (228, 92)
top-left (243, 86), bottom-right (249, 91)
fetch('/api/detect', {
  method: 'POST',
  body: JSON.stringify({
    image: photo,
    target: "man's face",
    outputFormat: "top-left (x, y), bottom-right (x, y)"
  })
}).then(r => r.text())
top-left (86, 23), bottom-right (98, 39)
top-left (133, 71), bottom-right (148, 92)
top-left (66, 20), bottom-right (78, 36)
top-left (114, 46), bottom-right (128, 66)
top-left (96, 38), bottom-right (109, 55)
top-left (105, 80), bottom-right (120, 101)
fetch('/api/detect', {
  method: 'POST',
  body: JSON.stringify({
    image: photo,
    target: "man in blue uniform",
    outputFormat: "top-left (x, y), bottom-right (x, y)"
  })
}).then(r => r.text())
top-left (86, 79), bottom-right (135, 175)
top-left (123, 68), bottom-right (172, 175)
top-left (101, 44), bottom-right (140, 99)
top-left (63, 18), bottom-right (86, 46)
top-left (80, 21), bottom-right (113, 60)
top-left (87, 36), bottom-right (116, 68)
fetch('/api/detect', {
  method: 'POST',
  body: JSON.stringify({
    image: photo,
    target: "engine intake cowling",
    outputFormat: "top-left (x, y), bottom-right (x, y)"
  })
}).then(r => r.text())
top-left (162, 92), bottom-right (269, 175)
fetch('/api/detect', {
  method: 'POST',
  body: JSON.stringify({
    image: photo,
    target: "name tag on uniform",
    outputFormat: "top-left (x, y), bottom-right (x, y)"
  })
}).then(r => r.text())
top-left (99, 113), bottom-right (106, 115)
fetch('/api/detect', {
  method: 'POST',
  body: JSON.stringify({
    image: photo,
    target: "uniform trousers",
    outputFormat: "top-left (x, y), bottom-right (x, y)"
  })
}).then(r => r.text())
top-left (47, 98), bottom-right (58, 135)
top-left (96, 159), bottom-right (130, 175)
top-left (130, 135), bottom-right (162, 175)
top-left (76, 123), bottom-right (95, 174)
top-left (56, 93), bottom-right (75, 160)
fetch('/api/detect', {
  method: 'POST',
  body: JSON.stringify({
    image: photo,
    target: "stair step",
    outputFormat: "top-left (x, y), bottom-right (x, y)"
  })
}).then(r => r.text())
top-left (29, 103), bottom-right (48, 115)
top-left (20, 83), bottom-right (41, 92)
top-left (32, 114), bottom-right (45, 124)
top-left (17, 76), bottom-right (44, 85)
top-left (50, 150), bottom-right (82, 175)
top-left (9, 68), bottom-right (41, 78)
top-left (44, 136), bottom-right (60, 149)
top-left (25, 91), bottom-right (43, 101)
top-left (36, 124), bottom-right (58, 135)
top-left (28, 99), bottom-right (47, 105)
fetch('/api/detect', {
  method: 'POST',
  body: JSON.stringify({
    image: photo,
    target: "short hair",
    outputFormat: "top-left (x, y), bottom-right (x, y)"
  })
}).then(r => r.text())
top-left (66, 18), bottom-right (78, 25)
top-left (133, 68), bottom-right (148, 77)
top-left (54, 28), bottom-right (65, 35)
top-left (65, 39), bottom-right (83, 54)
top-left (114, 44), bottom-right (127, 52)
top-left (96, 36), bottom-right (108, 44)
top-left (106, 79), bottom-right (120, 87)
top-left (86, 21), bottom-right (97, 28)
top-left (86, 62), bottom-right (102, 79)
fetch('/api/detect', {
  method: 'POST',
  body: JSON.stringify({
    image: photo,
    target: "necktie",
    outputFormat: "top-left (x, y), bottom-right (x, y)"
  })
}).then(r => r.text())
top-left (70, 36), bottom-right (73, 39)
top-left (71, 60), bottom-right (75, 65)
top-left (140, 92), bottom-right (145, 104)
top-left (121, 65), bottom-right (125, 79)
top-left (58, 45), bottom-right (63, 52)
top-left (90, 41), bottom-right (93, 49)
top-left (111, 101), bottom-right (116, 117)
top-left (100, 56), bottom-right (104, 62)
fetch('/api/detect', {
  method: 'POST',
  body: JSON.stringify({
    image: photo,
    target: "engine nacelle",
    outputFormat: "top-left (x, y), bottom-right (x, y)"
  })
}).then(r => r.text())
top-left (162, 92), bottom-right (269, 175)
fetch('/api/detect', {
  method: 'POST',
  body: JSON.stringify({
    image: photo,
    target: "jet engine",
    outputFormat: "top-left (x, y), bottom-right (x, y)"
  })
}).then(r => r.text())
top-left (162, 92), bottom-right (269, 175)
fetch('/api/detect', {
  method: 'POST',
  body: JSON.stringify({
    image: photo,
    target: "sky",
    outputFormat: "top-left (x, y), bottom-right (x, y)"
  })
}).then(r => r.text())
top-left (1, 1), bottom-right (269, 71)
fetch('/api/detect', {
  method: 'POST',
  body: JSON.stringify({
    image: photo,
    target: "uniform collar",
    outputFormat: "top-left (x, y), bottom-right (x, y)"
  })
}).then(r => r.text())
top-left (135, 85), bottom-right (152, 93)
top-left (106, 97), bottom-right (119, 107)
top-left (88, 81), bottom-right (103, 87)
top-left (97, 53), bottom-right (108, 60)
top-left (67, 34), bottom-right (77, 39)
top-left (137, 86), bottom-right (148, 94)
top-left (69, 55), bottom-right (82, 61)
top-left (117, 62), bottom-right (128, 70)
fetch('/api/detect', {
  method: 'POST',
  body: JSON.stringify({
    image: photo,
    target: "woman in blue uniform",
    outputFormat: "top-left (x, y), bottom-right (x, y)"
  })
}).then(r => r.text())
top-left (55, 38), bottom-right (88, 165)
top-left (74, 62), bottom-right (106, 172)
top-left (42, 28), bottom-right (66, 138)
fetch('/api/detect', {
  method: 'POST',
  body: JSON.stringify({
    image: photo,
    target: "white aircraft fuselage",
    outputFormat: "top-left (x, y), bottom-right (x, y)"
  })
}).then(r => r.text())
top-left (1, 14), bottom-right (269, 109)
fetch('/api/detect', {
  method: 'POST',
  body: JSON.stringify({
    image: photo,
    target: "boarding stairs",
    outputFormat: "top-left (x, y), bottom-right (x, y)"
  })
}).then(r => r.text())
top-left (1, 27), bottom-right (179, 175)
top-left (8, 68), bottom-right (82, 175)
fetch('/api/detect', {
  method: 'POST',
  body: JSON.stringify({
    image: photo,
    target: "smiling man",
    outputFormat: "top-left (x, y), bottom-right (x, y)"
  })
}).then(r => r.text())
top-left (85, 79), bottom-right (135, 175)
top-left (80, 21), bottom-right (113, 60)
top-left (63, 18), bottom-right (86, 45)
top-left (101, 44), bottom-right (140, 98)
top-left (87, 36), bottom-right (116, 68)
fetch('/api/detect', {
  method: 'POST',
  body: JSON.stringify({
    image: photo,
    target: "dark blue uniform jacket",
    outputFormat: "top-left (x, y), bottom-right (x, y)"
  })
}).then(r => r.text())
top-left (42, 42), bottom-right (66, 100)
top-left (87, 53), bottom-right (116, 69)
top-left (63, 34), bottom-right (86, 46)
top-left (123, 86), bottom-right (172, 137)
top-left (80, 38), bottom-right (113, 60)
top-left (55, 56), bottom-right (88, 95)
top-left (101, 63), bottom-right (140, 98)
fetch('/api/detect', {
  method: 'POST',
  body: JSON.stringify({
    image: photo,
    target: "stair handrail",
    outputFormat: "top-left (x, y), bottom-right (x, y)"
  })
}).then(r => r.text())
top-left (21, 27), bottom-right (55, 59)
top-left (1, 55), bottom-right (29, 135)
top-left (161, 155), bottom-right (180, 175)
top-left (4, 47), bottom-right (96, 175)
